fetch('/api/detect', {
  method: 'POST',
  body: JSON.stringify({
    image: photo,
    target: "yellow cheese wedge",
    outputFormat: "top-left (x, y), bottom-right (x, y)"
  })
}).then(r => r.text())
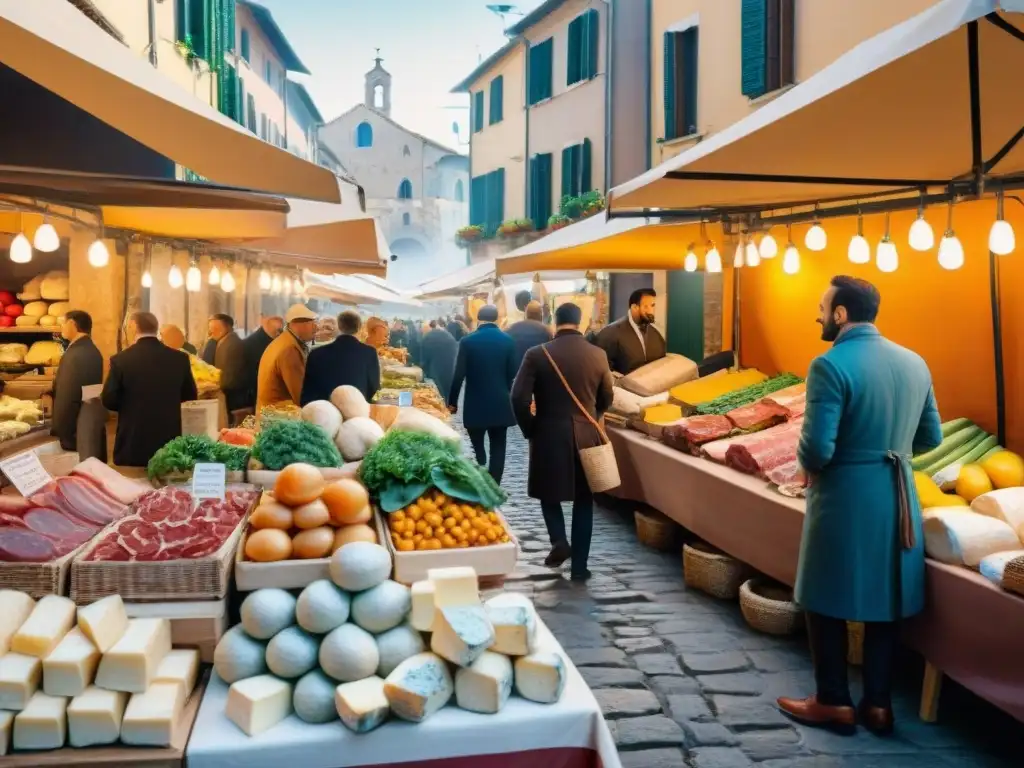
top-left (643, 403), bottom-right (683, 425)
top-left (426, 567), bottom-right (479, 609)
top-left (0, 652), bottom-right (42, 710)
top-left (11, 595), bottom-right (75, 658)
top-left (153, 649), bottom-right (200, 697)
top-left (94, 618), bottom-right (171, 694)
top-left (0, 710), bottom-right (12, 755)
top-left (0, 591), bottom-right (35, 655)
top-left (13, 691), bottom-right (67, 750)
top-left (76, 594), bottom-right (129, 653)
top-left (43, 627), bottom-right (100, 697)
top-left (67, 686), bottom-right (128, 747)
top-left (121, 682), bottom-right (185, 746)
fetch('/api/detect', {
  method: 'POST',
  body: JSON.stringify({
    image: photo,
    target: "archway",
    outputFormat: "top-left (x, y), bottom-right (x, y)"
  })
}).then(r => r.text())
top-left (389, 236), bottom-right (431, 288)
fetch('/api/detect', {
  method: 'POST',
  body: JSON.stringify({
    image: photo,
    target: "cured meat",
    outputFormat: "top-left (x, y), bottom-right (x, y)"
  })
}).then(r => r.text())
top-left (23, 508), bottom-right (96, 544)
top-left (0, 494), bottom-right (31, 514)
top-left (726, 400), bottom-right (790, 432)
top-left (55, 476), bottom-right (126, 522)
top-left (767, 460), bottom-right (806, 487)
top-left (725, 420), bottom-right (804, 477)
top-left (662, 415), bottom-right (733, 454)
top-left (703, 419), bottom-right (804, 464)
top-left (71, 457), bottom-right (151, 505)
top-left (0, 528), bottom-right (60, 562)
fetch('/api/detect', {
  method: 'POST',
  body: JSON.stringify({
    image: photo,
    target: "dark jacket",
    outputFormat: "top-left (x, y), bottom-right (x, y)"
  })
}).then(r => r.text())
top-left (101, 337), bottom-right (198, 467)
top-left (50, 336), bottom-right (103, 451)
top-left (506, 319), bottom-right (553, 371)
top-left (200, 338), bottom-right (217, 366)
top-left (183, 341), bottom-right (197, 355)
top-left (214, 331), bottom-right (246, 412)
top-left (446, 321), bottom-right (466, 342)
top-left (449, 324), bottom-right (516, 430)
top-left (420, 328), bottom-right (458, 403)
top-left (301, 334), bottom-right (381, 406)
top-left (595, 316), bottom-right (667, 375)
top-left (241, 328), bottom-right (274, 408)
top-left (511, 330), bottom-right (614, 502)
top-left (407, 324), bottom-right (422, 366)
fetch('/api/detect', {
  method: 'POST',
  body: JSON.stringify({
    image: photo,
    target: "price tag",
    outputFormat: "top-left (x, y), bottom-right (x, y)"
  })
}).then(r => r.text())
top-left (398, 391), bottom-right (413, 407)
top-left (0, 451), bottom-right (54, 497)
top-left (191, 463), bottom-right (226, 501)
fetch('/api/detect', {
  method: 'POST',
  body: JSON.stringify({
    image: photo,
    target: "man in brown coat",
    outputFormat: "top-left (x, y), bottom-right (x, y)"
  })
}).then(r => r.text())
top-left (511, 302), bottom-right (614, 581)
top-left (257, 304), bottom-right (316, 412)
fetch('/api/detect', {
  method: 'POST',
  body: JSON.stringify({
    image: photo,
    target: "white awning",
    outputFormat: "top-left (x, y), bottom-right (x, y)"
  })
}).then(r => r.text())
top-left (415, 259), bottom-right (497, 300)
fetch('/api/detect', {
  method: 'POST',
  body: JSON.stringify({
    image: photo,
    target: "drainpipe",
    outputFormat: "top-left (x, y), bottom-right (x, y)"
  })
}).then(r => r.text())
top-left (603, 0), bottom-right (613, 191)
top-left (147, 0), bottom-right (158, 67)
top-left (523, 38), bottom-right (531, 219)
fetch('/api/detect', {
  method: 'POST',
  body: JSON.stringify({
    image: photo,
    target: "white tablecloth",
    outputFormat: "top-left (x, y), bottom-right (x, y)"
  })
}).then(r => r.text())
top-left (186, 622), bottom-right (621, 768)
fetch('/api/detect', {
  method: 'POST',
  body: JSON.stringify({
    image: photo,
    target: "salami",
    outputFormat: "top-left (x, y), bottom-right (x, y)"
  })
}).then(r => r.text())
top-left (0, 528), bottom-right (59, 562)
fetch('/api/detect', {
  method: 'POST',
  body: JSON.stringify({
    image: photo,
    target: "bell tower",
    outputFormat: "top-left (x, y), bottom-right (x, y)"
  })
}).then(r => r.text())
top-left (364, 49), bottom-right (392, 117)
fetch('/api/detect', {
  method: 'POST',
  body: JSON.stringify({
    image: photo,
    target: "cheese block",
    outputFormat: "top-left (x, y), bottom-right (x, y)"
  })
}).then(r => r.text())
top-left (153, 649), bottom-right (200, 696)
top-left (384, 652), bottom-right (453, 722)
top-left (43, 627), bottom-right (100, 697)
top-left (410, 580), bottom-right (436, 632)
top-left (13, 691), bottom-right (67, 750)
top-left (0, 652), bottom-right (42, 710)
top-left (0, 710), bottom-right (12, 756)
top-left (334, 675), bottom-right (390, 733)
top-left (455, 651), bottom-right (513, 714)
top-left (430, 605), bottom-right (494, 667)
top-left (426, 566), bottom-right (480, 608)
top-left (12, 595), bottom-right (76, 658)
top-left (95, 617), bottom-right (171, 693)
top-left (643, 403), bottom-right (683, 425)
top-left (67, 686), bottom-right (128, 747)
top-left (121, 681), bottom-right (185, 746)
top-left (514, 651), bottom-right (566, 704)
top-left (76, 594), bottom-right (129, 653)
top-left (486, 604), bottom-right (537, 657)
top-left (226, 674), bottom-right (292, 737)
top-left (0, 590), bottom-right (35, 655)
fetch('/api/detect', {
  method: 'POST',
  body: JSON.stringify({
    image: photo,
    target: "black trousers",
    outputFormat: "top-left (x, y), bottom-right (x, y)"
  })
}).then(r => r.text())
top-left (806, 612), bottom-right (899, 710)
top-left (467, 426), bottom-right (508, 484)
top-left (540, 494), bottom-right (594, 575)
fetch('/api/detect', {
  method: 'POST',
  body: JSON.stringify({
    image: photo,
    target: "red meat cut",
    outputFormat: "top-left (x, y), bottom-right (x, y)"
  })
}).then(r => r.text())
top-left (725, 419), bottom-right (804, 478)
top-left (23, 509), bottom-right (97, 545)
top-left (662, 415), bottom-right (733, 454)
top-left (71, 458), bottom-right (151, 505)
top-left (726, 400), bottom-right (790, 432)
top-left (0, 528), bottom-right (61, 562)
top-left (703, 419), bottom-right (804, 463)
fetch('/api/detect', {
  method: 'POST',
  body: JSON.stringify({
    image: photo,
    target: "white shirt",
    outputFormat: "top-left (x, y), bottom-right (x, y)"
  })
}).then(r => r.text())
top-left (628, 313), bottom-right (647, 356)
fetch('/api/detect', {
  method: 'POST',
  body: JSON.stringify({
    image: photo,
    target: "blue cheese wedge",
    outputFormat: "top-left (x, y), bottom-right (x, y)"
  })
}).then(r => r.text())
top-left (514, 651), bottom-right (567, 704)
top-left (334, 675), bottom-right (390, 733)
top-left (383, 652), bottom-right (453, 722)
top-left (455, 651), bottom-right (513, 714)
top-left (430, 606), bottom-right (494, 667)
top-left (67, 686), bottom-right (128, 747)
top-left (485, 604), bottom-right (537, 657)
top-left (13, 691), bottom-right (67, 750)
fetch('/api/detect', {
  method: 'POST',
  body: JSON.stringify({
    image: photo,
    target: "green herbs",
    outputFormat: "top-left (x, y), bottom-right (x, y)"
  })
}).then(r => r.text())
top-left (146, 434), bottom-right (249, 479)
top-left (695, 373), bottom-right (803, 416)
top-left (251, 419), bottom-right (342, 470)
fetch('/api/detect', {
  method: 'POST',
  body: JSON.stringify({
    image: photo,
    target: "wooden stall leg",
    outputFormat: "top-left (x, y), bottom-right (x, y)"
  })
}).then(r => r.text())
top-left (919, 662), bottom-right (943, 722)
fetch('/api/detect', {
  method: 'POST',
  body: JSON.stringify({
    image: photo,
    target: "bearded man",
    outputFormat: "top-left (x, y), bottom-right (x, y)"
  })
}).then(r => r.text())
top-left (594, 288), bottom-right (665, 375)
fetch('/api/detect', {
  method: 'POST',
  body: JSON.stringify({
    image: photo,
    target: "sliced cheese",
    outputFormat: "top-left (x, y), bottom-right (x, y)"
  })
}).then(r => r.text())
top-left (384, 652), bottom-right (453, 723)
top-left (514, 651), bottom-right (567, 704)
top-left (13, 691), bottom-right (67, 750)
top-left (0, 590), bottom-right (35, 655)
top-left (225, 674), bottom-right (292, 737)
top-left (334, 675), bottom-right (390, 733)
top-left (455, 650), bottom-right (513, 714)
top-left (410, 580), bottom-right (437, 632)
top-left (426, 566), bottom-right (480, 609)
top-left (12, 595), bottom-right (76, 658)
top-left (121, 681), bottom-right (185, 746)
top-left (67, 686), bottom-right (128, 747)
top-left (0, 710), bottom-right (12, 756)
top-left (486, 604), bottom-right (537, 657)
top-left (153, 648), bottom-right (199, 697)
top-left (0, 652), bottom-right (42, 710)
top-left (430, 605), bottom-right (494, 667)
top-left (95, 618), bottom-right (171, 693)
top-left (43, 627), bottom-right (99, 697)
top-left (77, 594), bottom-right (129, 653)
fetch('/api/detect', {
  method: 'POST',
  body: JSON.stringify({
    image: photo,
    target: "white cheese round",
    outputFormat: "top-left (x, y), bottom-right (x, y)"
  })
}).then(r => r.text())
top-left (213, 626), bottom-right (267, 684)
top-left (240, 589), bottom-right (296, 640)
top-left (375, 623), bottom-right (426, 677)
top-left (320, 623), bottom-right (379, 683)
top-left (293, 669), bottom-right (340, 724)
top-left (352, 581), bottom-right (411, 634)
top-left (265, 626), bottom-right (319, 679)
top-left (329, 542), bottom-right (391, 592)
top-left (296, 580), bottom-right (351, 634)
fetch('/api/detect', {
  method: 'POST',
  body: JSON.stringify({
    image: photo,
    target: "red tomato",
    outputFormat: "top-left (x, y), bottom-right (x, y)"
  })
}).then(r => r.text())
top-left (0, 316), bottom-right (13, 328)
top-left (0, 291), bottom-right (14, 306)
top-left (4, 304), bottom-right (23, 318)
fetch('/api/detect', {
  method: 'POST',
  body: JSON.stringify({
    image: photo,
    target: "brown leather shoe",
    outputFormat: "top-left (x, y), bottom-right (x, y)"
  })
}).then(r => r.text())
top-left (858, 703), bottom-right (894, 736)
top-left (544, 541), bottom-right (571, 568)
top-left (777, 695), bottom-right (857, 734)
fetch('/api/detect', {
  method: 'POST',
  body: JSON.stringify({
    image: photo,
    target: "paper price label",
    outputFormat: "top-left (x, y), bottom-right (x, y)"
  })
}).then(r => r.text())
top-left (192, 463), bottom-right (226, 501)
top-left (0, 451), bottom-right (53, 497)
top-left (398, 391), bottom-right (413, 407)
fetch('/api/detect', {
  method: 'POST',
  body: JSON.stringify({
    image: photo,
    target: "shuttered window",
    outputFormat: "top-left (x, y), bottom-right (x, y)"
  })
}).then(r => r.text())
top-left (742, 0), bottom-right (795, 99)
top-left (240, 29), bottom-right (250, 62)
top-left (567, 9), bottom-right (600, 86)
top-left (663, 28), bottom-right (698, 140)
top-left (472, 91), bottom-right (485, 133)
top-left (489, 76), bottom-right (504, 124)
top-left (246, 93), bottom-right (257, 133)
top-left (560, 139), bottom-right (592, 198)
top-left (529, 153), bottom-right (553, 230)
top-left (220, 63), bottom-right (240, 123)
top-left (469, 169), bottom-right (506, 235)
top-left (189, 0), bottom-right (211, 60)
top-left (528, 38), bottom-right (554, 105)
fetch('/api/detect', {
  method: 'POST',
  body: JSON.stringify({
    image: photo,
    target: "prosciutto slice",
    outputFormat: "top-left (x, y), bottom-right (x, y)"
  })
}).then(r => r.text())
top-left (662, 415), bottom-right (733, 454)
top-left (71, 458), bottom-right (151, 506)
top-left (726, 400), bottom-right (790, 432)
top-left (703, 418), bottom-right (804, 464)
top-left (725, 419), bottom-right (804, 477)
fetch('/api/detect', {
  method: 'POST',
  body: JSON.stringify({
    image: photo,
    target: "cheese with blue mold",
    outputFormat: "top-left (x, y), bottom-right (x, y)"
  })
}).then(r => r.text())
top-left (514, 651), bottom-right (567, 704)
top-left (455, 651), bottom-right (513, 714)
top-left (384, 652), bottom-right (453, 722)
top-left (430, 605), bottom-right (494, 667)
top-left (485, 604), bottom-right (537, 656)
top-left (334, 675), bottom-right (390, 733)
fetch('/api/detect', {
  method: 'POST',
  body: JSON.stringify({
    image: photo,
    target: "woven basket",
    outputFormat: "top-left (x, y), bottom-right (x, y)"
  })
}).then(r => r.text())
top-left (739, 579), bottom-right (803, 636)
top-left (1003, 554), bottom-right (1024, 598)
top-left (683, 541), bottom-right (754, 599)
top-left (579, 442), bottom-right (621, 493)
top-left (634, 510), bottom-right (679, 551)
top-left (847, 622), bottom-right (865, 666)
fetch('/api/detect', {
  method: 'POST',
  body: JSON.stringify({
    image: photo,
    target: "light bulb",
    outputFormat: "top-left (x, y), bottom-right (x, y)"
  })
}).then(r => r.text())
top-left (33, 223), bottom-right (59, 253)
top-left (87, 239), bottom-right (109, 267)
top-left (938, 232), bottom-right (965, 270)
top-left (705, 246), bottom-right (722, 273)
top-left (848, 234), bottom-right (870, 264)
top-left (208, 265), bottom-right (221, 285)
top-left (782, 244), bottom-right (800, 275)
top-left (733, 242), bottom-right (744, 268)
top-left (759, 234), bottom-right (778, 258)
top-left (259, 269), bottom-right (271, 290)
top-left (989, 219), bottom-right (1015, 255)
top-left (876, 238), bottom-right (899, 273)
top-left (684, 249), bottom-right (698, 272)
top-left (271, 275), bottom-right (282, 294)
top-left (168, 264), bottom-right (184, 288)
top-left (805, 222), bottom-right (827, 252)
top-left (9, 233), bottom-right (32, 264)
top-left (745, 241), bottom-right (760, 267)
top-left (293, 277), bottom-right (303, 294)
top-left (220, 269), bottom-right (236, 292)
top-left (908, 215), bottom-right (935, 251)
top-left (141, 270), bottom-right (153, 288)
top-left (185, 265), bottom-right (201, 292)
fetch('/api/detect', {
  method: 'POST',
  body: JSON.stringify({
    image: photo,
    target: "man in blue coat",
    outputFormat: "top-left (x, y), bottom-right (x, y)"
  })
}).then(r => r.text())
top-left (778, 276), bottom-right (942, 736)
top-left (420, 321), bottom-right (458, 407)
top-left (300, 311), bottom-right (380, 405)
top-left (448, 305), bottom-right (517, 483)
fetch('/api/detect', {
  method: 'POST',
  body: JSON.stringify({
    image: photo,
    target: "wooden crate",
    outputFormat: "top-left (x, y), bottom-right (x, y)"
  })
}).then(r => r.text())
top-left (125, 598), bottom-right (228, 663)
top-left (234, 526), bottom-right (333, 591)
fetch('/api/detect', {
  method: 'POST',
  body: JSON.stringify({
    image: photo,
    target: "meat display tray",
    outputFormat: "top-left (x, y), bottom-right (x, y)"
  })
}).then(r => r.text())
top-left (0, 535), bottom-right (89, 598)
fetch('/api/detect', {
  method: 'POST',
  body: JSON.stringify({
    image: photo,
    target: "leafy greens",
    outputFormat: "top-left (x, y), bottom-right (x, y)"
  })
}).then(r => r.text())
top-left (251, 419), bottom-right (342, 470)
top-left (147, 434), bottom-right (249, 479)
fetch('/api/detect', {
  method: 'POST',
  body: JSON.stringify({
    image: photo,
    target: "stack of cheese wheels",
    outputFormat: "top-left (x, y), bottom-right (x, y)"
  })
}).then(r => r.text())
top-left (244, 463), bottom-right (377, 562)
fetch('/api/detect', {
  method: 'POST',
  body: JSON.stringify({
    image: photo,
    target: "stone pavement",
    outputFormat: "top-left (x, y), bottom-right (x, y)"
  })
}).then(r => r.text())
top-left (464, 421), bottom-right (1024, 767)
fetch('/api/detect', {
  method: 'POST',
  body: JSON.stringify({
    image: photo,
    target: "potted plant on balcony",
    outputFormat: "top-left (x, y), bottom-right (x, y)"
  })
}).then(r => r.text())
top-left (547, 213), bottom-right (572, 232)
top-left (579, 190), bottom-right (606, 218)
top-left (496, 219), bottom-right (537, 239)
top-left (559, 194), bottom-right (584, 221)
top-left (455, 225), bottom-right (484, 248)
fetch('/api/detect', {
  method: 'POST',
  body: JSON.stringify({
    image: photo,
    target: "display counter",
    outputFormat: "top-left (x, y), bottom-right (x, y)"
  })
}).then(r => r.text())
top-left (607, 427), bottom-right (1024, 725)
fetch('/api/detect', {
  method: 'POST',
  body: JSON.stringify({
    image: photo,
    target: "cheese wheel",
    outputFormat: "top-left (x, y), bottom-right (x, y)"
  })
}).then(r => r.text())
top-left (22, 301), bottom-right (48, 319)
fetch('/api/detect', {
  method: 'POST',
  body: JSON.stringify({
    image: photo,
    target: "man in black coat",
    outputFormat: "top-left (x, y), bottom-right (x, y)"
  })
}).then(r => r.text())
top-left (209, 314), bottom-right (246, 413)
top-left (511, 302), bottom-right (614, 580)
top-left (102, 311), bottom-right (198, 468)
top-left (448, 305), bottom-right (517, 483)
top-left (506, 300), bottom-right (552, 371)
top-left (300, 311), bottom-right (381, 405)
top-left (240, 316), bottom-right (283, 409)
top-left (420, 321), bottom-right (458, 404)
top-left (595, 287), bottom-right (666, 375)
top-left (49, 310), bottom-right (103, 452)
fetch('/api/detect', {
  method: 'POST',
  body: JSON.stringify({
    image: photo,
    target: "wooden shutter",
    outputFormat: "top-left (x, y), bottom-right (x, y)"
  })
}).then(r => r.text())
top-left (489, 76), bottom-right (504, 124)
top-left (580, 139), bottom-right (592, 194)
top-left (531, 39), bottom-right (553, 103)
top-left (470, 175), bottom-right (486, 227)
top-left (220, 0), bottom-right (235, 55)
top-left (681, 28), bottom-right (698, 136)
top-left (663, 32), bottom-right (677, 140)
top-left (779, 0), bottom-right (795, 87)
top-left (539, 154), bottom-right (552, 226)
top-left (494, 168), bottom-right (505, 225)
top-left (175, 0), bottom-right (190, 42)
top-left (560, 146), bottom-right (573, 197)
top-left (567, 15), bottom-right (582, 85)
top-left (741, 0), bottom-right (767, 98)
top-left (189, 0), bottom-right (210, 60)
top-left (246, 93), bottom-right (256, 133)
top-left (221, 63), bottom-right (239, 122)
top-left (585, 10), bottom-right (600, 80)
top-left (237, 77), bottom-right (245, 125)
top-left (473, 91), bottom-right (484, 132)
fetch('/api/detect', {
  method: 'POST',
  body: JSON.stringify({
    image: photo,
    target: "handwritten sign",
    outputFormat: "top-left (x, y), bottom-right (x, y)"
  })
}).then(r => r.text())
top-left (0, 451), bottom-right (54, 497)
top-left (191, 463), bottom-right (226, 502)
top-left (398, 391), bottom-right (413, 407)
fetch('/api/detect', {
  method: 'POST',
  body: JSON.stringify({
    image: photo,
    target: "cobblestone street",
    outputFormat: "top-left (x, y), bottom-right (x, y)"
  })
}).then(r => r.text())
top-left (470, 422), bottom-right (1024, 768)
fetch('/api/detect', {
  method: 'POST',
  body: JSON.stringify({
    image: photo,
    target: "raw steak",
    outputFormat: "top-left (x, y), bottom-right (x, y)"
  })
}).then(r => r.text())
top-left (84, 486), bottom-right (257, 562)
top-left (725, 420), bottom-right (804, 477)
top-left (703, 419), bottom-right (804, 464)
top-left (662, 415), bottom-right (733, 454)
top-left (71, 458), bottom-right (151, 505)
top-left (726, 400), bottom-right (790, 431)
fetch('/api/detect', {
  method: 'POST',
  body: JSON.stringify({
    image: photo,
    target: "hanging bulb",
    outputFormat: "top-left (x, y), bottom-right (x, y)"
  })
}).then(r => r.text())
top-left (733, 240), bottom-right (744, 268)
top-left (782, 244), bottom-right (800, 275)
top-left (683, 245), bottom-right (698, 272)
top-left (259, 269), bottom-right (271, 290)
top-left (759, 233), bottom-right (778, 258)
top-left (293, 277), bottom-right (303, 294)
top-left (33, 222), bottom-right (60, 253)
top-left (220, 269), bottom-right (236, 292)
top-left (271, 274), bottom-right (282, 294)
top-left (186, 264), bottom-right (201, 292)
top-left (848, 234), bottom-right (870, 264)
top-left (208, 264), bottom-right (221, 286)
top-left (908, 213), bottom-right (935, 251)
top-left (168, 264), bottom-right (184, 288)
top-left (9, 233), bottom-right (32, 264)
top-left (745, 240), bottom-right (760, 267)
top-left (87, 238), bottom-right (110, 268)
top-left (876, 238), bottom-right (898, 272)
top-left (805, 221), bottom-right (827, 252)
top-left (141, 270), bottom-right (153, 288)
top-left (938, 231), bottom-right (965, 270)
top-left (705, 245), bottom-right (722, 273)
top-left (989, 192), bottom-right (1015, 255)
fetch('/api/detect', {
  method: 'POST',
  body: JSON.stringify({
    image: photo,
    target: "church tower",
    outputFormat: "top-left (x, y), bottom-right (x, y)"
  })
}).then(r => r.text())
top-left (364, 50), bottom-right (392, 117)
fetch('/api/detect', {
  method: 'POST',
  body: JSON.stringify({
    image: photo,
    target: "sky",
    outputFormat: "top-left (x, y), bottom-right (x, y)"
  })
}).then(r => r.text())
top-left (257, 0), bottom-right (546, 151)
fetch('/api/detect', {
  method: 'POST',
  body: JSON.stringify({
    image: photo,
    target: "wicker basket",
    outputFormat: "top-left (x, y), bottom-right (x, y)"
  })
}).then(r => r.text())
top-left (683, 541), bottom-right (754, 599)
top-left (847, 621), bottom-right (865, 666)
top-left (1003, 554), bottom-right (1024, 598)
top-left (739, 578), bottom-right (803, 635)
top-left (634, 509), bottom-right (679, 551)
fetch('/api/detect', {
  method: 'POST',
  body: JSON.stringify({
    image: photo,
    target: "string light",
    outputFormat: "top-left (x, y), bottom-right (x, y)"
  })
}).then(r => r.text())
top-left (33, 219), bottom-right (59, 253)
top-left (684, 244), bottom-right (698, 272)
top-left (759, 232), bottom-right (778, 258)
top-left (782, 225), bottom-right (800, 274)
top-left (9, 233), bottom-right (32, 264)
top-left (220, 268), bottom-right (236, 292)
top-left (848, 210), bottom-right (870, 264)
top-left (293, 277), bottom-right (304, 294)
top-left (87, 238), bottom-right (109, 268)
top-left (938, 200), bottom-right (964, 270)
top-left (209, 264), bottom-right (221, 286)
top-left (185, 258), bottom-right (201, 292)
top-left (733, 239), bottom-right (744, 268)
top-left (876, 212), bottom-right (898, 273)
top-left (745, 238), bottom-right (760, 267)
top-left (805, 213), bottom-right (827, 252)
top-left (989, 191), bottom-right (1015, 256)
top-left (168, 264), bottom-right (184, 288)
top-left (908, 194), bottom-right (935, 251)
top-left (259, 269), bottom-right (271, 290)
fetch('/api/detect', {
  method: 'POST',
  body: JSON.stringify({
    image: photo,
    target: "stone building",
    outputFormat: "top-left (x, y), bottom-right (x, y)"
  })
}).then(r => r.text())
top-left (319, 55), bottom-right (469, 289)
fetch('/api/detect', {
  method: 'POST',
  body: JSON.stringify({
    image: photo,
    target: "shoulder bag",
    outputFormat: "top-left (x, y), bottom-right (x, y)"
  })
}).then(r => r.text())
top-left (541, 346), bottom-right (621, 493)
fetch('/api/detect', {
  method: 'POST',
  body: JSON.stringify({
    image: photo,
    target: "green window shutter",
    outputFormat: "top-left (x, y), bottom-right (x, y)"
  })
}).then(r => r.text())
top-left (580, 139), bottom-right (592, 194)
top-left (529, 156), bottom-right (537, 225)
top-left (681, 27), bottom-right (699, 136)
top-left (240, 29), bottom-right (250, 62)
top-left (567, 16), bottom-right (582, 85)
top-left (542, 39), bottom-right (553, 100)
top-left (663, 32), bottom-right (676, 140)
top-left (489, 76), bottom-right (503, 124)
top-left (584, 10), bottom-right (599, 80)
top-left (220, 63), bottom-right (239, 121)
top-left (237, 77), bottom-right (245, 125)
top-left (741, 0), bottom-right (768, 98)
top-left (495, 168), bottom-right (505, 224)
top-left (470, 175), bottom-right (486, 227)
top-left (560, 146), bottom-right (572, 198)
top-left (540, 154), bottom-right (552, 226)
top-left (472, 91), bottom-right (484, 132)
top-left (218, 0), bottom-right (235, 57)
top-left (529, 39), bottom-right (553, 104)
top-left (175, 0), bottom-right (190, 42)
top-left (189, 0), bottom-right (210, 61)
top-left (666, 271), bottom-right (706, 362)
